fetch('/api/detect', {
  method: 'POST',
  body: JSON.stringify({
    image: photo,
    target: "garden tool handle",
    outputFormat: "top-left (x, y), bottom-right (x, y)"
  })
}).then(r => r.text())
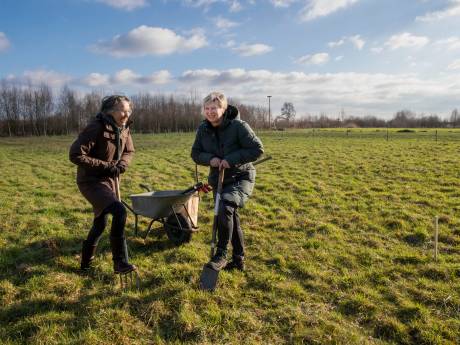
top-left (234, 155), bottom-right (272, 168)
top-left (211, 168), bottom-right (225, 259)
top-left (114, 174), bottom-right (121, 202)
top-left (139, 183), bottom-right (152, 192)
top-left (217, 167), bottom-right (225, 194)
top-left (181, 182), bottom-right (204, 195)
top-left (253, 155), bottom-right (272, 166)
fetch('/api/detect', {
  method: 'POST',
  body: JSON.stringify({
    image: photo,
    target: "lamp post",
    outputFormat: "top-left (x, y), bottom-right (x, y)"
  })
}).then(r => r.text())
top-left (267, 95), bottom-right (272, 129)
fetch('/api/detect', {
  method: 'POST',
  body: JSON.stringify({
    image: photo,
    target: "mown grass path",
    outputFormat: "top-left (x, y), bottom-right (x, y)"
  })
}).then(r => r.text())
top-left (0, 130), bottom-right (459, 344)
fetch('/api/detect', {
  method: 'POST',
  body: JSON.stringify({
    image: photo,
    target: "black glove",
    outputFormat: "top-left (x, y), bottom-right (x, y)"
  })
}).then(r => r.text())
top-left (117, 162), bottom-right (127, 174)
top-left (107, 161), bottom-right (126, 177)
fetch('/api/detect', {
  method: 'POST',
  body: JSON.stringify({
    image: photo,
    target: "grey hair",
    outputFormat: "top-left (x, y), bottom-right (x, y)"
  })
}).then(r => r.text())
top-left (100, 95), bottom-right (133, 114)
top-left (202, 92), bottom-right (228, 111)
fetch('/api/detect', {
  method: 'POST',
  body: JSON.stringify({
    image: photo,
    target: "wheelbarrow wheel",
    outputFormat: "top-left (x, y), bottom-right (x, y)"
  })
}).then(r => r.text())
top-left (164, 213), bottom-right (192, 245)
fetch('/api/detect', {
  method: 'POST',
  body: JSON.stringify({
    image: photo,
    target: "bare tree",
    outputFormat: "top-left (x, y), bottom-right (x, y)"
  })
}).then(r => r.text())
top-left (0, 82), bottom-right (20, 136)
top-left (450, 108), bottom-right (459, 127)
top-left (281, 102), bottom-right (296, 122)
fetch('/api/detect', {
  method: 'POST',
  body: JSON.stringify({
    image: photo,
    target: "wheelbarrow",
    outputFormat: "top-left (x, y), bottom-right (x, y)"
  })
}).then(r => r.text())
top-left (122, 183), bottom-right (205, 245)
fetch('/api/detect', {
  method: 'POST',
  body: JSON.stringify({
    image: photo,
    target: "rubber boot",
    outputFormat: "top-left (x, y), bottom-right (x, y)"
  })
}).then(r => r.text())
top-left (110, 236), bottom-right (137, 274)
top-left (224, 255), bottom-right (245, 271)
top-left (80, 240), bottom-right (97, 271)
top-left (206, 248), bottom-right (227, 271)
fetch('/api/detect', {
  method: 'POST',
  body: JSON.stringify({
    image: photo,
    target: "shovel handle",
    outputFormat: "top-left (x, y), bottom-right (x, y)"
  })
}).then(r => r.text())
top-left (114, 175), bottom-right (121, 201)
top-left (211, 168), bottom-right (225, 258)
top-left (217, 168), bottom-right (225, 194)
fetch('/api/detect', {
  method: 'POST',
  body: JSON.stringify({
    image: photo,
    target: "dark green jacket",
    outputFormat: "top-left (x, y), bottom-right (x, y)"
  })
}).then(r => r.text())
top-left (191, 105), bottom-right (263, 207)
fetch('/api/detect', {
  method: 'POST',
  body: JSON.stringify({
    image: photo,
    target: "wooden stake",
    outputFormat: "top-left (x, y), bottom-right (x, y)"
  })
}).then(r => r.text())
top-left (434, 216), bottom-right (439, 261)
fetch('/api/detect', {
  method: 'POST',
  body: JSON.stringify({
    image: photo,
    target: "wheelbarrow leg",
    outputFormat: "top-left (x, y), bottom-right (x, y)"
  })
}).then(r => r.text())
top-left (143, 219), bottom-right (156, 240)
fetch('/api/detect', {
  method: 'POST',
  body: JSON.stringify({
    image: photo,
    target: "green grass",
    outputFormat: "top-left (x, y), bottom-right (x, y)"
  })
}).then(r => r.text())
top-left (1, 129), bottom-right (460, 344)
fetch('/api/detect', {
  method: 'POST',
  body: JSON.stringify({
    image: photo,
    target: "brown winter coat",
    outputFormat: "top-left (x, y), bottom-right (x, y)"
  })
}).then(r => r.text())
top-left (69, 113), bottom-right (134, 217)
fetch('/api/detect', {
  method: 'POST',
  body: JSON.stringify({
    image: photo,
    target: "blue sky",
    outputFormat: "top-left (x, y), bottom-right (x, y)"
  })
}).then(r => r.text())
top-left (1, 0), bottom-right (460, 118)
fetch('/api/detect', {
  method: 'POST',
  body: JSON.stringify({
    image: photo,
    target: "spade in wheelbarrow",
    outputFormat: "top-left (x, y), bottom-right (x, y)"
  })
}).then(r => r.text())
top-left (122, 182), bottom-right (210, 245)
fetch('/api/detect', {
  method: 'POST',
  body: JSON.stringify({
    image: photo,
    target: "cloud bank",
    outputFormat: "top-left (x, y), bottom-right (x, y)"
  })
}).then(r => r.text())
top-left (90, 26), bottom-right (207, 57)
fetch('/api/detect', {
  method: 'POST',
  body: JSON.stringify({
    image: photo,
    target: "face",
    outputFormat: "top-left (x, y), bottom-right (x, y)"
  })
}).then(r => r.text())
top-left (109, 100), bottom-right (132, 127)
top-left (204, 101), bottom-right (225, 127)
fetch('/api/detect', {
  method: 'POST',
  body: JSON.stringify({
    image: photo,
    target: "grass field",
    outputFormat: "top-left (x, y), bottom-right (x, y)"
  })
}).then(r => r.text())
top-left (0, 129), bottom-right (459, 344)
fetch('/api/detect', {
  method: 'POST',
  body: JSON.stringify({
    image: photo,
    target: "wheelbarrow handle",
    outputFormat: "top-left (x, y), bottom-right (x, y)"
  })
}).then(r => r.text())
top-left (234, 155), bottom-right (272, 168)
top-left (253, 155), bottom-right (272, 166)
top-left (139, 183), bottom-right (153, 192)
top-left (182, 182), bottom-right (204, 195)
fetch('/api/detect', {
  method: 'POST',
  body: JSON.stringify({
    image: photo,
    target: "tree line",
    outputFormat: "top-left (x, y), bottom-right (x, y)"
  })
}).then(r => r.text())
top-left (0, 82), bottom-right (458, 137)
top-left (0, 82), bottom-right (270, 136)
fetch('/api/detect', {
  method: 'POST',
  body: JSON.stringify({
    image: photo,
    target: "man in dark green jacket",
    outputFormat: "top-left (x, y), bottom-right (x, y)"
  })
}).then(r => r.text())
top-left (191, 92), bottom-right (263, 271)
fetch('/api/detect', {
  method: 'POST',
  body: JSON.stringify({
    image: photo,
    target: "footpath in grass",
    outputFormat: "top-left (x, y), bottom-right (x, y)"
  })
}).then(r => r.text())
top-left (0, 130), bottom-right (459, 344)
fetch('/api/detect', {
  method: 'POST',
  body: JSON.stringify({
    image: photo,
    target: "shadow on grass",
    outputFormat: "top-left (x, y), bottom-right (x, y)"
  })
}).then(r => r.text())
top-left (0, 232), bottom-right (203, 343)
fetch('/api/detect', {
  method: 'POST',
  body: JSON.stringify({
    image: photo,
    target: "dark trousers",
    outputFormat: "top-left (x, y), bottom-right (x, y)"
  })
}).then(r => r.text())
top-left (217, 200), bottom-right (245, 258)
top-left (86, 201), bottom-right (127, 245)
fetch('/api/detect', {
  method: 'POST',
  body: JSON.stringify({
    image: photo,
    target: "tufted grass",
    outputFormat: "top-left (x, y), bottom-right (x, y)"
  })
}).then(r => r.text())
top-left (0, 129), bottom-right (459, 344)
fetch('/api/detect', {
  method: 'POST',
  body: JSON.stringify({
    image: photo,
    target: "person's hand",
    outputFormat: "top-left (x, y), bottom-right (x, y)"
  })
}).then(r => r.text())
top-left (219, 159), bottom-right (230, 170)
top-left (107, 161), bottom-right (126, 177)
top-left (108, 163), bottom-right (120, 177)
top-left (210, 157), bottom-right (221, 167)
top-left (117, 162), bottom-right (126, 174)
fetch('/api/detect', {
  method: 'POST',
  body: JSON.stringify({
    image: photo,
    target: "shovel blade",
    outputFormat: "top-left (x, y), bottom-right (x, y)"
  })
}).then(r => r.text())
top-left (199, 265), bottom-right (219, 291)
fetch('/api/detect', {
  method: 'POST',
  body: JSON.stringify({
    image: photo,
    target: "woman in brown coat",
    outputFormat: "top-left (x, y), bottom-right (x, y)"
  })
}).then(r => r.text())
top-left (69, 95), bottom-right (136, 274)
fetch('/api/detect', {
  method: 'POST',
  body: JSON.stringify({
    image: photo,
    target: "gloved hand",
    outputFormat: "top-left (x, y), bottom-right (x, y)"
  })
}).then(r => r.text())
top-left (107, 161), bottom-right (126, 177)
top-left (198, 183), bottom-right (212, 193)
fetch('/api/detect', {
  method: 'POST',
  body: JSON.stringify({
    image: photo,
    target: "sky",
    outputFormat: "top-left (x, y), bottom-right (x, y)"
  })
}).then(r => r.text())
top-left (1, 0), bottom-right (460, 119)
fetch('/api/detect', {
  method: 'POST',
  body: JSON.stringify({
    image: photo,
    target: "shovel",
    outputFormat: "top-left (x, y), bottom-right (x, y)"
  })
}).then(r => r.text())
top-left (114, 174), bottom-right (141, 290)
top-left (199, 168), bottom-right (225, 291)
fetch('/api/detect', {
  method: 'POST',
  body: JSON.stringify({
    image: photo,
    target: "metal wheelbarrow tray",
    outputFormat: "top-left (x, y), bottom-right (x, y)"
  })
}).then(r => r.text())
top-left (123, 187), bottom-right (199, 244)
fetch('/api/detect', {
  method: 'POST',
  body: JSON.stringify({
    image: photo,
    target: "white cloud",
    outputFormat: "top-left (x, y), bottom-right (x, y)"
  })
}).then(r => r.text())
top-left (23, 70), bottom-right (73, 87)
top-left (182, 0), bottom-right (220, 10)
top-left (5, 68), bottom-right (460, 116)
top-left (448, 59), bottom-right (460, 70)
top-left (384, 32), bottom-right (429, 50)
top-left (214, 16), bottom-right (239, 30)
top-left (81, 69), bottom-right (172, 87)
top-left (416, 0), bottom-right (460, 22)
top-left (0, 32), bottom-right (11, 52)
top-left (96, 0), bottom-right (147, 10)
top-left (183, 0), bottom-right (242, 12)
top-left (296, 53), bottom-right (330, 65)
top-left (435, 36), bottom-right (460, 50)
top-left (370, 47), bottom-right (383, 54)
top-left (90, 25), bottom-right (207, 57)
top-left (139, 70), bottom-right (172, 84)
top-left (113, 69), bottom-right (139, 84)
top-left (229, 0), bottom-right (242, 12)
top-left (335, 55), bottom-right (344, 61)
top-left (328, 39), bottom-right (345, 48)
top-left (177, 68), bottom-right (460, 116)
top-left (83, 73), bottom-right (110, 86)
top-left (5, 69), bottom-right (73, 87)
top-left (300, 0), bottom-right (360, 22)
top-left (349, 35), bottom-right (365, 50)
top-left (329, 35), bottom-right (365, 50)
top-left (232, 43), bottom-right (273, 56)
top-left (270, 0), bottom-right (296, 8)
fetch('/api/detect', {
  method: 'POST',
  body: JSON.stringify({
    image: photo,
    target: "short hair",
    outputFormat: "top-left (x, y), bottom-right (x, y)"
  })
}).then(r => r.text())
top-left (100, 95), bottom-right (133, 114)
top-left (203, 92), bottom-right (228, 111)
